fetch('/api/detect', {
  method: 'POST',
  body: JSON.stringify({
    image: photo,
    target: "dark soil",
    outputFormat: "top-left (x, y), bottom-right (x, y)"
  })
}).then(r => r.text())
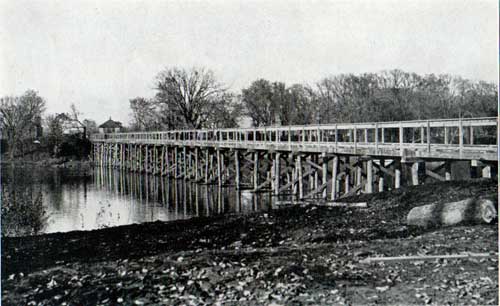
top-left (2, 179), bottom-right (498, 305)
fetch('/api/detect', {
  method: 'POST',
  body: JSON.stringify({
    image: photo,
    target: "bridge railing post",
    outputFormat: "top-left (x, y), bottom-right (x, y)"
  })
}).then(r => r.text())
top-left (288, 126), bottom-right (291, 145)
top-left (399, 122), bottom-right (403, 156)
top-left (459, 118), bottom-right (463, 158)
top-left (335, 124), bottom-right (338, 152)
top-left (353, 126), bottom-right (357, 154)
top-left (427, 120), bottom-right (431, 153)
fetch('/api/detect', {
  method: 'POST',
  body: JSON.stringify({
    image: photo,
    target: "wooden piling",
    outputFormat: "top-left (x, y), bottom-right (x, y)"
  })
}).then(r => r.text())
top-left (217, 149), bottom-right (222, 186)
top-left (253, 151), bottom-right (259, 191)
top-left (274, 152), bottom-right (280, 196)
top-left (411, 162), bottom-right (419, 186)
top-left (322, 153), bottom-right (328, 199)
top-left (297, 155), bottom-right (303, 199)
top-left (234, 150), bottom-right (240, 189)
top-left (366, 159), bottom-right (373, 193)
top-left (331, 156), bottom-right (338, 200)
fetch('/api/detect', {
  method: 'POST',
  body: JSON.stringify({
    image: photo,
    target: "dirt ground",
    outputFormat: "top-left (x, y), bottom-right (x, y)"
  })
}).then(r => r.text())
top-left (2, 179), bottom-right (498, 305)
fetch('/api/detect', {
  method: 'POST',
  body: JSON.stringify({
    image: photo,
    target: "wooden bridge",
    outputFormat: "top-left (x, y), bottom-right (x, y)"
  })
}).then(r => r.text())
top-left (91, 117), bottom-right (497, 201)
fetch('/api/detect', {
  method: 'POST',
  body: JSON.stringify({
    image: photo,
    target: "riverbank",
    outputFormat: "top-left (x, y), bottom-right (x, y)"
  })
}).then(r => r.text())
top-left (1, 156), bottom-right (92, 170)
top-left (2, 179), bottom-right (497, 305)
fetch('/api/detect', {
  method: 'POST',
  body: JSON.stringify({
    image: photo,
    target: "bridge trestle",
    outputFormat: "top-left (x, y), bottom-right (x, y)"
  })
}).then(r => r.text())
top-left (91, 142), bottom-right (495, 201)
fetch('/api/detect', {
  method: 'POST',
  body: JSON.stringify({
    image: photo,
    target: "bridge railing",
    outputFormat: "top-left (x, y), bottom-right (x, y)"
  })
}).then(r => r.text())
top-left (92, 117), bottom-right (497, 148)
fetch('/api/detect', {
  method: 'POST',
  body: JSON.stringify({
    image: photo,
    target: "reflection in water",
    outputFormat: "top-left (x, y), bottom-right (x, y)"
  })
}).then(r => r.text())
top-left (1, 165), bottom-right (272, 236)
top-left (92, 167), bottom-right (271, 224)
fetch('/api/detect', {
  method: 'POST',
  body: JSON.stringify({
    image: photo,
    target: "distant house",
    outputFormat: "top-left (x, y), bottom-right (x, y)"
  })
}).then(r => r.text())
top-left (56, 113), bottom-right (86, 136)
top-left (98, 118), bottom-right (123, 133)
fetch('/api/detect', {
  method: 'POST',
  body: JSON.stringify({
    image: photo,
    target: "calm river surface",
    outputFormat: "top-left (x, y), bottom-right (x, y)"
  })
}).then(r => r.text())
top-left (1, 165), bottom-right (273, 236)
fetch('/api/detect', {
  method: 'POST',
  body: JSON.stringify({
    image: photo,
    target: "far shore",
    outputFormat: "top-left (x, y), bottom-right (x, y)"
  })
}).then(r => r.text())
top-left (1, 156), bottom-right (93, 169)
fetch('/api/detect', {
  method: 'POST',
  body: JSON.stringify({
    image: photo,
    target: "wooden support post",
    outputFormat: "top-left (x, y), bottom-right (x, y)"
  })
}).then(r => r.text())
top-left (164, 146), bottom-right (170, 176)
top-left (144, 145), bottom-right (149, 173)
top-left (139, 145), bottom-right (143, 173)
top-left (345, 156), bottom-right (350, 194)
top-left (253, 152), bottom-right (259, 191)
top-left (221, 152), bottom-right (226, 183)
top-left (210, 151), bottom-right (215, 181)
top-left (274, 152), bottom-right (280, 195)
top-left (188, 149), bottom-right (193, 179)
top-left (153, 145), bottom-right (158, 175)
top-left (183, 147), bottom-right (187, 180)
top-left (131, 144), bottom-right (134, 171)
top-left (331, 156), bottom-right (338, 200)
top-left (292, 165), bottom-right (298, 196)
top-left (217, 149), bottom-right (222, 186)
top-left (366, 159), bottom-right (373, 193)
top-left (297, 155), bottom-right (303, 199)
top-left (444, 126), bottom-right (448, 144)
top-left (378, 177), bottom-right (384, 192)
top-left (411, 162), bottom-right (419, 186)
top-left (102, 144), bottom-right (105, 166)
top-left (395, 161), bottom-right (401, 189)
top-left (313, 156), bottom-right (319, 192)
top-left (234, 150), bottom-right (240, 189)
top-left (127, 144), bottom-right (131, 170)
top-left (121, 144), bottom-right (125, 170)
top-left (99, 144), bottom-right (103, 167)
top-left (195, 147), bottom-right (199, 181)
top-left (160, 146), bottom-right (165, 176)
top-left (356, 158), bottom-right (363, 186)
top-left (174, 147), bottom-right (178, 177)
top-left (322, 153), bottom-right (328, 199)
top-left (205, 149), bottom-right (209, 183)
top-left (135, 145), bottom-right (139, 172)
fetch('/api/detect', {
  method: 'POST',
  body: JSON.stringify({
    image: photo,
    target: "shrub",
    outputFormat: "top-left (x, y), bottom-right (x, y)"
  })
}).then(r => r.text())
top-left (1, 184), bottom-right (47, 236)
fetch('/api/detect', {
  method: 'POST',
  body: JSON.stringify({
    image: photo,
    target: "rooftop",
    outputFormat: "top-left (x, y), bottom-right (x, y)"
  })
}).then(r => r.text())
top-left (99, 117), bottom-right (122, 129)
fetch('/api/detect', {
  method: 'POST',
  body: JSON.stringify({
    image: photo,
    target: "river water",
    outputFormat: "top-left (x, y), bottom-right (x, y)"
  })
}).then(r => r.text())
top-left (1, 165), bottom-right (273, 236)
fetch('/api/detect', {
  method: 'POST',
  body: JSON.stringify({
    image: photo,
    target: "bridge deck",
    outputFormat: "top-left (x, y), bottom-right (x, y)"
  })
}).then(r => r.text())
top-left (92, 117), bottom-right (498, 161)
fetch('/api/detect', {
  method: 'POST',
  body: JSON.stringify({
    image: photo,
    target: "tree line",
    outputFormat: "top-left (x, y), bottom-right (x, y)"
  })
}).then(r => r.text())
top-left (0, 68), bottom-right (496, 159)
top-left (129, 67), bottom-right (497, 131)
top-left (0, 90), bottom-right (97, 160)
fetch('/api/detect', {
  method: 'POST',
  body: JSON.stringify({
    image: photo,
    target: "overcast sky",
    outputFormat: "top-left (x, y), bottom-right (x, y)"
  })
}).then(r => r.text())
top-left (0, 0), bottom-right (497, 125)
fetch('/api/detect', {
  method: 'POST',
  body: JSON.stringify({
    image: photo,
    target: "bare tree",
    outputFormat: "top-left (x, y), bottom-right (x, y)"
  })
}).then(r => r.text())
top-left (129, 97), bottom-right (160, 131)
top-left (0, 90), bottom-right (46, 159)
top-left (154, 67), bottom-right (227, 129)
top-left (241, 79), bottom-right (278, 127)
top-left (205, 93), bottom-right (243, 129)
top-left (44, 114), bottom-right (64, 156)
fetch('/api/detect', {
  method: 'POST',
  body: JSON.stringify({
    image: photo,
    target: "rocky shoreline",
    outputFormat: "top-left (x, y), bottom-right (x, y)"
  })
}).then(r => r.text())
top-left (2, 179), bottom-right (498, 305)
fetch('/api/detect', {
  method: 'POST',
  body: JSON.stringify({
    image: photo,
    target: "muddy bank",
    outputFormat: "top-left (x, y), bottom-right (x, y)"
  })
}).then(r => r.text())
top-left (2, 179), bottom-right (498, 305)
top-left (1, 158), bottom-right (92, 169)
